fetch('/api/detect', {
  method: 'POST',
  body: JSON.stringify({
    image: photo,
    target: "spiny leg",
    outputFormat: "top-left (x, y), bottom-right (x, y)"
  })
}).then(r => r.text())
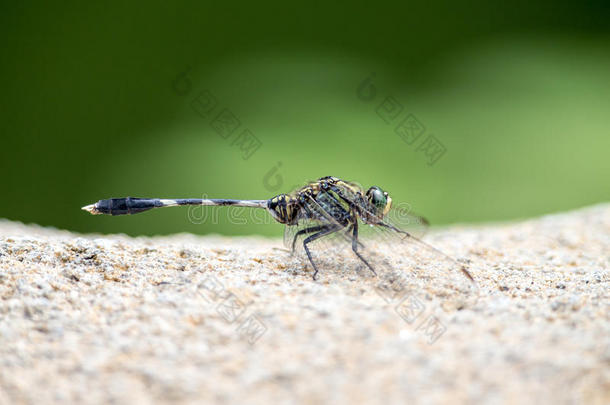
top-left (303, 224), bottom-right (342, 280)
top-left (345, 224), bottom-right (366, 250)
top-left (351, 220), bottom-right (377, 276)
top-left (291, 225), bottom-right (326, 253)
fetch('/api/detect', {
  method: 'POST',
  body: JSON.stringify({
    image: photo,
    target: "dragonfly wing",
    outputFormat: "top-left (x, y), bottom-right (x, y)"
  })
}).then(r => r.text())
top-left (355, 214), bottom-right (479, 310)
top-left (323, 182), bottom-right (478, 307)
top-left (383, 204), bottom-right (429, 239)
top-left (282, 181), bottom-right (479, 310)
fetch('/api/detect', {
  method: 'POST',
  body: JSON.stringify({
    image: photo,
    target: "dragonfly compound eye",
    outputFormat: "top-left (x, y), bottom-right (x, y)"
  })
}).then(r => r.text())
top-left (366, 186), bottom-right (386, 208)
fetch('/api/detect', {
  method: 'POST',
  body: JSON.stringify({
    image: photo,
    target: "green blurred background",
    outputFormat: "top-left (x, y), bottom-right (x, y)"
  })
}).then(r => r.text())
top-left (1, 1), bottom-right (609, 237)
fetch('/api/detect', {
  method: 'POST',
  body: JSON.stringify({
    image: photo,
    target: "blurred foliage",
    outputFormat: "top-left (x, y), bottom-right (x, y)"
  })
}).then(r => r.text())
top-left (1, 1), bottom-right (609, 236)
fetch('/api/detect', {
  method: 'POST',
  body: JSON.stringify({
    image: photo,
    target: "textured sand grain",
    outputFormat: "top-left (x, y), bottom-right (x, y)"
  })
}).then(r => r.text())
top-left (0, 205), bottom-right (608, 404)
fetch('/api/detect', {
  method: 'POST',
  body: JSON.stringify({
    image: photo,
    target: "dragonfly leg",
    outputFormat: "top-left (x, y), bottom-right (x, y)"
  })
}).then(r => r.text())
top-left (351, 221), bottom-right (377, 276)
top-left (303, 224), bottom-right (342, 280)
top-left (291, 225), bottom-right (326, 253)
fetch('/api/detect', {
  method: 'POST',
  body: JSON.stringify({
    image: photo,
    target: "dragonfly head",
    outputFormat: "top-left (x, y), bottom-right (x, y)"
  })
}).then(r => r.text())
top-left (267, 194), bottom-right (298, 225)
top-left (366, 186), bottom-right (392, 219)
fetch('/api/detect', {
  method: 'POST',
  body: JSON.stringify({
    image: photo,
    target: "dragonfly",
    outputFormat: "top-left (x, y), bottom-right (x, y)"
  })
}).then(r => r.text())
top-left (82, 176), bottom-right (475, 301)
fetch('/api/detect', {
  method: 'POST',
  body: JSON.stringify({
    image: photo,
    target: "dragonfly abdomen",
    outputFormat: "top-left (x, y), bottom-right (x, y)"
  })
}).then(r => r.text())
top-left (82, 197), bottom-right (163, 215)
top-left (83, 197), bottom-right (267, 215)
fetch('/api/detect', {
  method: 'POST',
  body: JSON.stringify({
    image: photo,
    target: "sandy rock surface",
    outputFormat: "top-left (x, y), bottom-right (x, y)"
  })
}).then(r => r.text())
top-left (0, 205), bottom-right (608, 404)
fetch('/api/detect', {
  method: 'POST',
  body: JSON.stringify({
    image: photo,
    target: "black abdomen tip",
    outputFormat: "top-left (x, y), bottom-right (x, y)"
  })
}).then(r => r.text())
top-left (96, 197), bottom-right (160, 215)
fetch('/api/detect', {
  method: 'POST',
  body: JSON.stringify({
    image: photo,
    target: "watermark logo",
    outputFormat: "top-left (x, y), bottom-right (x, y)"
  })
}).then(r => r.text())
top-left (173, 67), bottom-right (262, 160)
top-left (415, 134), bottom-right (446, 166)
top-left (357, 72), bottom-right (447, 166)
top-left (396, 114), bottom-right (426, 145)
top-left (376, 269), bottom-right (448, 344)
top-left (262, 162), bottom-right (284, 192)
top-left (198, 275), bottom-right (267, 345)
top-left (186, 195), bottom-right (276, 226)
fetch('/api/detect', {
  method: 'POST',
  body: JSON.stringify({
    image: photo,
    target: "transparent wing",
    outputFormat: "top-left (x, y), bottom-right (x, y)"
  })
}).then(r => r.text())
top-left (320, 182), bottom-right (479, 309)
top-left (356, 214), bottom-right (479, 310)
top-left (382, 203), bottom-right (429, 239)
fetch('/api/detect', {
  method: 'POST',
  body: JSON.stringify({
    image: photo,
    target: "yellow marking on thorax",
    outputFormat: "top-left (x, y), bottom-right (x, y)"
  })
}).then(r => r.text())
top-left (335, 180), bottom-right (364, 195)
